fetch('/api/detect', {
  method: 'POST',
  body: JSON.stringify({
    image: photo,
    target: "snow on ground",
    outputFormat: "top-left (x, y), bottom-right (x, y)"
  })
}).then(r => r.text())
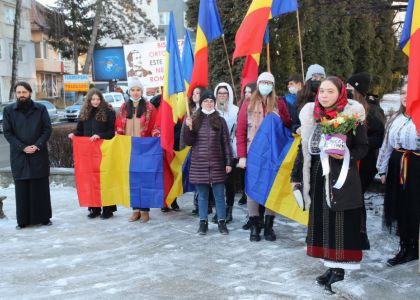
top-left (0, 185), bottom-right (417, 300)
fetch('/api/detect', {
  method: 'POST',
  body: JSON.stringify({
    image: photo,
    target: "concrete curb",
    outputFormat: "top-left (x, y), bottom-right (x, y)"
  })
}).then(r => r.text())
top-left (0, 167), bottom-right (75, 187)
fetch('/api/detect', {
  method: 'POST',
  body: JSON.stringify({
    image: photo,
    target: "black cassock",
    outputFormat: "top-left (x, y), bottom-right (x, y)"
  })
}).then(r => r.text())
top-left (3, 100), bottom-right (52, 226)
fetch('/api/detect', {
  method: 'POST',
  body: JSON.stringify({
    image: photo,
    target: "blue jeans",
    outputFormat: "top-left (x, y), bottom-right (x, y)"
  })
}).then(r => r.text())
top-left (196, 183), bottom-right (226, 221)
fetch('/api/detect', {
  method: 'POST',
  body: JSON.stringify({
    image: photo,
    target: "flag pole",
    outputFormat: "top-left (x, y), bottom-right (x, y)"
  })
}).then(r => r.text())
top-left (296, 9), bottom-right (305, 82)
top-left (221, 34), bottom-right (237, 99)
top-left (266, 43), bottom-right (271, 72)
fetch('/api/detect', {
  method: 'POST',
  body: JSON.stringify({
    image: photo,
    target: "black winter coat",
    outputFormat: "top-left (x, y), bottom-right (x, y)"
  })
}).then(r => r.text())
top-left (74, 107), bottom-right (116, 139)
top-left (3, 101), bottom-right (52, 180)
top-left (292, 125), bottom-right (369, 211)
top-left (183, 112), bottom-right (233, 184)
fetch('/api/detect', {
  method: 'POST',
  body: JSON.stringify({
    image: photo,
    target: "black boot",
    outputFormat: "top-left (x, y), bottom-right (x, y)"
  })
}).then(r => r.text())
top-left (218, 220), bottom-right (229, 235)
top-left (403, 239), bottom-right (419, 263)
top-left (264, 215), bottom-right (276, 241)
top-left (197, 220), bottom-right (208, 235)
top-left (324, 268), bottom-right (345, 293)
top-left (249, 216), bottom-right (261, 242)
top-left (171, 199), bottom-right (180, 211)
top-left (212, 213), bottom-right (218, 224)
top-left (316, 268), bottom-right (333, 286)
top-left (387, 239), bottom-right (408, 267)
top-left (238, 194), bottom-right (247, 205)
top-left (87, 208), bottom-right (101, 219)
top-left (242, 216), bottom-right (251, 230)
top-left (226, 206), bottom-right (233, 223)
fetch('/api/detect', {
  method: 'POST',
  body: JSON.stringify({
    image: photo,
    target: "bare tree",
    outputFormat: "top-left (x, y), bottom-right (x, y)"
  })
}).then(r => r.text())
top-left (9, 0), bottom-right (22, 101)
top-left (82, 0), bottom-right (103, 74)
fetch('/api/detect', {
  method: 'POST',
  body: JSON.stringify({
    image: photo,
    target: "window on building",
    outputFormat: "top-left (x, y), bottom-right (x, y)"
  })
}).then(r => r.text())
top-left (4, 7), bottom-right (15, 25)
top-left (9, 44), bottom-right (24, 62)
top-left (34, 42), bottom-right (48, 59)
top-left (159, 12), bottom-right (170, 26)
top-left (41, 74), bottom-right (58, 98)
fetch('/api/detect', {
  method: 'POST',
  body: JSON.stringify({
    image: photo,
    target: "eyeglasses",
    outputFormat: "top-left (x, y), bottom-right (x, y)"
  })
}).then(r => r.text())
top-left (259, 81), bottom-right (273, 85)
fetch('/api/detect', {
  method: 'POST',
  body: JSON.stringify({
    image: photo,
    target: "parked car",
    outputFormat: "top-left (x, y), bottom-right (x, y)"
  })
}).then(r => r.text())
top-left (65, 97), bottom-right (84, 122)
top-left (0, 101), bottom-right (57, 133)
top-left (35, 100), bottom-right (58, 121)
top-left (103, 92), bottom-right (125, 112)
top-left (0, 103), bottom-right (9, 133)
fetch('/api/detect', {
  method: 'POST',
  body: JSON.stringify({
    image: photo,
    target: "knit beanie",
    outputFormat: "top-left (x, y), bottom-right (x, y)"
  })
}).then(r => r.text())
top-left (348, 72), bottom-right (371, 97)
top-left (257, 72), bottom-right (275, 85)
top-left (128, 76), bottom-right (143, 90)
top-left (199, 90), bottom-right (216, 107)
top-left (305, 64), bottom-right (326, 82)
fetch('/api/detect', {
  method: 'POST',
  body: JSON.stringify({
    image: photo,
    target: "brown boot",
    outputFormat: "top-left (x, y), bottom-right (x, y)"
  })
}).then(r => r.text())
top-left (140, 211), bottom-right (150, 223)
top-left (129, 211), bottom-right (141, 222)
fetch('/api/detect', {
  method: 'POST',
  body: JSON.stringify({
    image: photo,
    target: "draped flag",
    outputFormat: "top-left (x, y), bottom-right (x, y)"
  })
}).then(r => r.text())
top-left (188, 0), bottom-right (223, 95)
top-left (73, 136), bottom-right (164, 208)
top-left (161, 12), bottom-right (193, 206)
top-left (245, 113), bottom-right (308, 225)
top-left (233, 0), bottom-right (297, 62)
top-left (400, 0), bottom-right (420, 132)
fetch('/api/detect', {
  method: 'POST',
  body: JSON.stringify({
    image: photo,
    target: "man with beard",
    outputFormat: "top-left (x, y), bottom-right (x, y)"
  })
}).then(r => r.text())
top-left (3, 82), bottom-right (52, 229)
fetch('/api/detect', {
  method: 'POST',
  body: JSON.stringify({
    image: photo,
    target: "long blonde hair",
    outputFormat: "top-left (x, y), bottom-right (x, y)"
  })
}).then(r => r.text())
top-left (247, 87), bottom-right (278, 113)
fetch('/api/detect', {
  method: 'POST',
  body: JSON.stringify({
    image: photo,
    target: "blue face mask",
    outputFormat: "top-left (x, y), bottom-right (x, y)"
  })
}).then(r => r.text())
top-left (259, 84), bottom-right (273, 96)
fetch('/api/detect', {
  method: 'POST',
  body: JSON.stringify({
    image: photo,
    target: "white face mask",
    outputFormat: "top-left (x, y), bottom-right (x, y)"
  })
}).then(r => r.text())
top-left (201, 108), bottom-right (215, 115)
top-left (259, 84), bottom-right (273, 96)
top-left (130, 96), bottom-right (142, 103)
top-left (288, 86), bottom-right (298, 94)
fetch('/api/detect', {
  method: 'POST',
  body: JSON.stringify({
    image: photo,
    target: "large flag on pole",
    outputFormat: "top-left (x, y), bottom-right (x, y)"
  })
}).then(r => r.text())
top-left (188, 0), bottom-right (223, 95)
top-left (182, 30), bottom-right (194, 95)
top-left (240, 26), bottom-right (270, 95)
top-left (400, 0), bottom-right (420, 132)
top-left (232, 0), bottom-right (297, 62)
top-left (161, 12), bottom-right (187, 205)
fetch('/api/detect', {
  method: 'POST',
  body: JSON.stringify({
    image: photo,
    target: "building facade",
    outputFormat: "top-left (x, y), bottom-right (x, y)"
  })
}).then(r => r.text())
top-left (0, 0), bottom-right (36, 103)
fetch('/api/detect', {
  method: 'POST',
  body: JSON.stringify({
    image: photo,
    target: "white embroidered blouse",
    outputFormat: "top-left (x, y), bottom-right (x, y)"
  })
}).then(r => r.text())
top-left (376, 113), bottom-right (420, 174)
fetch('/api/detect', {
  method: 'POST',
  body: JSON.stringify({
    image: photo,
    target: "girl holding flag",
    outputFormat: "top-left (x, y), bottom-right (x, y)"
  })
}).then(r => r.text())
top-left (376, 83), bottom-right (420, 267)
top-left (115, 76), bottom-right (160, 223)
top-left (68, 88), bottom-right (117, 219)
top-left (291, 76), bottom-right (368, 293)
top-left (236, 72), bottom-right (290, 242)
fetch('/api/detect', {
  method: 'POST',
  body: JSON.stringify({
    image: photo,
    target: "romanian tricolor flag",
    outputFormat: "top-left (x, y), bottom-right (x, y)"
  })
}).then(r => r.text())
top-left (400, 0), bottom-right (420, 132)
top-left (240, 26), bottom-right (270, 95)
top-left (73, 136), bottom-right (164, 208)
top-left (161, 13), bottom-right (192, 206)
top-left (245, 113), bottom-right (308, 225)
top-left (188, 0), bottom-right (223, 95)
top-left (232, 0), bottom-right (297, 62)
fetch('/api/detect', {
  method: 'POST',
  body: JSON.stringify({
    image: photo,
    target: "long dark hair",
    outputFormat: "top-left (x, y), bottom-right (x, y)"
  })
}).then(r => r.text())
top-left (125, 97), bottom-right (147, 119)
top-left (296, 79), bottom-right (317, 110)
top-left (188, 86), bottom-right (205, 113)
top-left (191, 109), bottom-right (221, 132)
top-left (239, 82), bottom-right (257, 107)
top-left (80, 88), bottom-right (110, 122)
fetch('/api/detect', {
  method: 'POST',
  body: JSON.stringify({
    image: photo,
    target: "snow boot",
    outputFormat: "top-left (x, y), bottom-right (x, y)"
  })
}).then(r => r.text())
top-left (316, 268), bottom-right (333, 285)
top-left (387, 239), bottom-right (409, 266)
top-left (249, 216), bottom-right (261, 242)
top-left (197, 220), bottom-right (208, 235)
top-left (324, 268), bottom-right (344, 294)
top-left (263, 215), bottom-right (276, 241)
top-left (226, 206), bottom-right (233, 223)
top-left (218, 220), bottom-right (229, 235)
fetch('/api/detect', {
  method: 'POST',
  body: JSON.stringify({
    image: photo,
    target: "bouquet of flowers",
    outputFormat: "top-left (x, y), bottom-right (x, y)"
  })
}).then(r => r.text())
top-left (318, 113), bottom-right (362, 156)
